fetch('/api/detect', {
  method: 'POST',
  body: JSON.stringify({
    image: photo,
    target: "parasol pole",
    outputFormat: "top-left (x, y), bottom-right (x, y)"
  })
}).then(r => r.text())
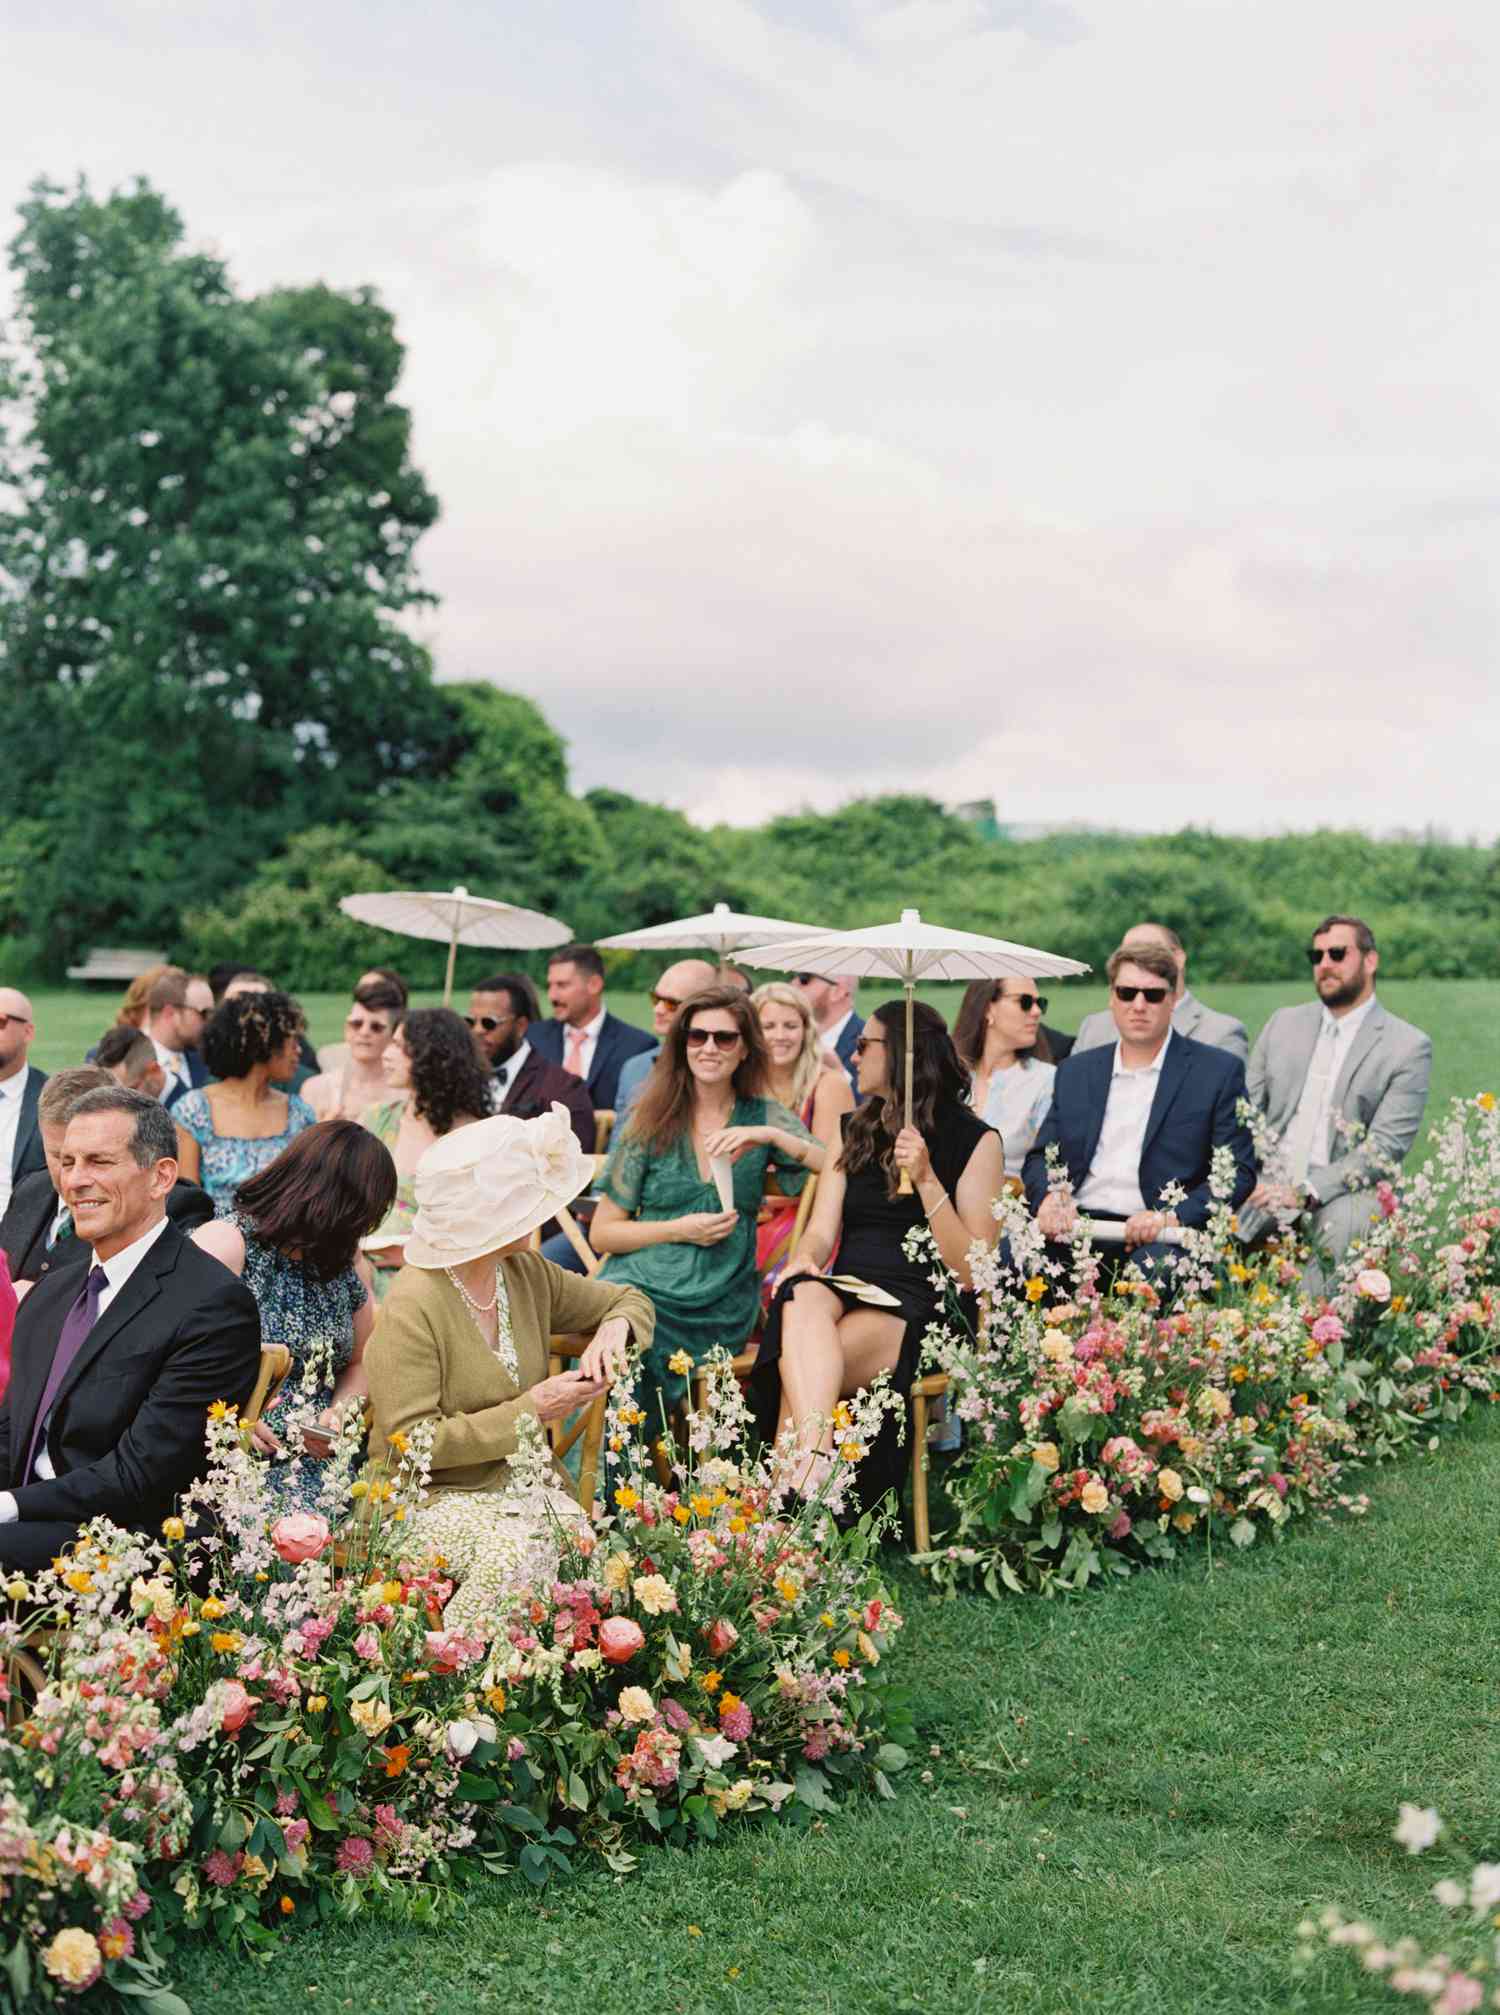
top-left (898, 969), bottom-right (916, 1195)
top-left (442, 886), bottom-right (466, 1007)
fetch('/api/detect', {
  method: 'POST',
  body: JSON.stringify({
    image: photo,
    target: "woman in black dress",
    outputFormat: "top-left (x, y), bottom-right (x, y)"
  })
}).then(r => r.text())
top-left (749, 999), bottom-right (1003, 1510)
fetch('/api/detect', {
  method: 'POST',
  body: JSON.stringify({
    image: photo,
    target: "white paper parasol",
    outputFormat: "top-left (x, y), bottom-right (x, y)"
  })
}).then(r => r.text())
top-left (596, 901), bottom-right (828, 961)
top-left (338, 885), bottom-right (572, 1005)
top-left (739, 908), bottom-right (1090, 1190)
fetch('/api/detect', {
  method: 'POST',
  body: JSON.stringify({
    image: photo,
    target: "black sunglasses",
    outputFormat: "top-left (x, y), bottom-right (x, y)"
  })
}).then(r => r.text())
top-left (852, 1033), bottom-right (886, 1056)
top-left (685, 1028), bottom-right (741, 1049)
top-left (999, 991), bottom-right (1048, 1015)
top-left (1113, 985), bottom-right (1169, 1004)
top-left (793, 973), bottom-right (817, 986)
top-left (1307, 946), bottom-right (1351, 966)
top-left (465, 1013), bottom-right (516, 1032)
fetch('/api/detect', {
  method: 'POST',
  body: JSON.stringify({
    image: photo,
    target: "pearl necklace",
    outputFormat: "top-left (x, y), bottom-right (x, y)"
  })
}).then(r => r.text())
top-left (445, 1264), bottom-right (518, 1382)
top-left (446, 1264), bottom-right (499, 1315)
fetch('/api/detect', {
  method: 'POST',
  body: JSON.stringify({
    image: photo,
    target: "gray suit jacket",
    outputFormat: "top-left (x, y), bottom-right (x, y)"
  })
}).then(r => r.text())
top-left (1072, 991), bottom-right (1249, 1065)
top-left (1239, 996), bottom-right (1432, 1236)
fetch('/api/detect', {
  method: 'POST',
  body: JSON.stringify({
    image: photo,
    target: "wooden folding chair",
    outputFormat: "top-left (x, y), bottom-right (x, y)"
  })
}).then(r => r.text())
top-left (908, 1371), bottom-right (950, 1553)
top-left (547, 1332), bottom-right (608, 1511)
top-left (241, 1345), bottom-right (293, 1436)
top-left (690, 1172), bottom-right (820, 1416)
top-left (592, 1109), bottom-right (616, 1155)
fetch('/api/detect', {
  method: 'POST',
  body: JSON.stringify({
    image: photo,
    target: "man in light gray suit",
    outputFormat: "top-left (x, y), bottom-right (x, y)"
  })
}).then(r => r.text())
top-left (1238, 913), bottom-right (1431, 1278)
top-left (1071, 924), bottom-right (1248, 1064)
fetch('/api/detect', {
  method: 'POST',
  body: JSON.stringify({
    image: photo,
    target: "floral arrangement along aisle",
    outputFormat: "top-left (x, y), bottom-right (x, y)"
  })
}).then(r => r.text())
top-left (916, 1095), bottom-right (1500, 1596)
top-left (0, 1366), bottom-right (909, 2011)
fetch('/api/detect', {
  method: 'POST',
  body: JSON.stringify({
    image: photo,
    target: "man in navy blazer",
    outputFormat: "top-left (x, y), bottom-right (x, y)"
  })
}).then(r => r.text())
top-left (528, 944), bottom-right (656, 1114)
top-left (0, 989), bottom-right (47, 1221)
top-left (1022, 945), bottom-right (1256, 1275)
top-left (141, 971), bottom-right (214, 1111)
top-left (793, 973), bottom-right (864, 1092)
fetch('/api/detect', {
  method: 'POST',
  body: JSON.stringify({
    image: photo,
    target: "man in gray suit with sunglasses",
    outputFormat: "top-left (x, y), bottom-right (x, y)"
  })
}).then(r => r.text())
top-left (1237, 913), bottom-right (1431, 1279)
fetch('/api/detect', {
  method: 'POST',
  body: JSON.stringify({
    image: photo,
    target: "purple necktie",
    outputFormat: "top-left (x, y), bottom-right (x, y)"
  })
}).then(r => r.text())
top-left (23, 1265), bottom-right (107, 1485)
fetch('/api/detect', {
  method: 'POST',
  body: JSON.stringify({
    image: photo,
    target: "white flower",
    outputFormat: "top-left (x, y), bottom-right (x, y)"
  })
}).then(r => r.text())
top-left (618, 1686), bottom-right (655, 1725)
top-left (445, 1718), bottom-right (479, 1759)
top-left (631, 1573), bottom-right (678, 1617)
top-left (693, 1731), bottom-right (738, 1769)
top-left (1432, 1879), bottom-right (1466, 1909)
top-left (1393, 1804), bottom-right (1442, 1854)
top-left (1469, 1863), bottom-right (1500, 1911)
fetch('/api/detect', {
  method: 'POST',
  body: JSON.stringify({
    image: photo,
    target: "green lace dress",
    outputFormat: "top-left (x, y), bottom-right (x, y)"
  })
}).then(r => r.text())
top-left (596, 1095), bottom-right (813, 1425)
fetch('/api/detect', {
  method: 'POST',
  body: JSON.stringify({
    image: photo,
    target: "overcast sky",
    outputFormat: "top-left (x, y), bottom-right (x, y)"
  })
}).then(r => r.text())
top-left (4, 1), bottom-right (1497, 835)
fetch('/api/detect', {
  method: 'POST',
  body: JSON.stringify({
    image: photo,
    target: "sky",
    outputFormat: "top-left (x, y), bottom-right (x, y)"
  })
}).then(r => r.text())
top-left (2, 0), bottom-right (1497, 835)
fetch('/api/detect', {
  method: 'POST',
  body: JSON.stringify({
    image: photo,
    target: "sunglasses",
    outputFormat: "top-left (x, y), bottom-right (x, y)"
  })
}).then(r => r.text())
top-left (685, 1028), bottom-right (742, 1050)
top-left (793, 973), bottom-right (818, 986)
top-left (465, 1013), bottom-right (516, 1032)
top-left (346, 1016), bottom-right (391, 1034)
top-left (0, 1013), bottom-right (32, 1031)
top-left (1113, 985), bottom-right (1169, 1004)
top-left (998, 992), bottom-right (1048, 1015)
top-left (650, 991), bottom-right (684, 1010)
top-left (1307, 946), bottom-right (1352, 966)
top-left (852, 1034), bottom-right (887, 1056)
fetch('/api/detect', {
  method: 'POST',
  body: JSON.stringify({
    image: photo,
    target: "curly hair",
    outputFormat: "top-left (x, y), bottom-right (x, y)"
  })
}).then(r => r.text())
top-left (202, 990), bottom-right (307, 1080)
top-left (840, 999), bottom-right (971, 1195)
top-left (400, 1007), bottom-right (494, 1136)
top-left (626, 986), bottom-right (768, 1153)
top-left (235, 1120), bottom-right (399, 1280)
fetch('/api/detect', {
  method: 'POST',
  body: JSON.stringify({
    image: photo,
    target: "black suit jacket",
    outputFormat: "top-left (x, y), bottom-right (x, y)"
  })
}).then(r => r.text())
top-left (9, 1066), bottom-right (47, 1191)
top-left (1, 1170), bottom-right (215, 1285)
top-left (496, 1050), bottom-right (595, 1152)
top-left (529, 1010), bottom-right (656, 1112)
top-left (0, 1218), bottom-right (261, 1531)
top-left (161, 1049), bottom-right (212, 1111)
top-left (1022, 1033), bottom-right (1256, 1230)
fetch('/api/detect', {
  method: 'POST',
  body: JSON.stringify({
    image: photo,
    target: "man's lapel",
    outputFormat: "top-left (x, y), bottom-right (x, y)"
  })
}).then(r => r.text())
top-left (586, 1016), bottom-right (615, 1098)
top-left (1141, 1039), bottom-right (1192, 1160)
top-left (11, 1068), bottom-right (42, 1182)
top-left (51, 1230), bottom-right (175, 1422)
top-left (1172, 994), bottom-right (1203, 1041)
top-left (1331, 1001), bottom-right (1387, 1115)
top-left (7, 1260), bottom-right (90, 1477)
top-left (1278, 1006), bottom-right (1323, 1124)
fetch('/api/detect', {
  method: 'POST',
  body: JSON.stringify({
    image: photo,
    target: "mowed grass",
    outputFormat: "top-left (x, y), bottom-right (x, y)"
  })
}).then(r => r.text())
top-left (20, 979), bottom-right (1500, 2011)
top-left (24, 977), bottom-right (1500, 1161)
top-left (164, 1416), bottom-right (1500, 2015)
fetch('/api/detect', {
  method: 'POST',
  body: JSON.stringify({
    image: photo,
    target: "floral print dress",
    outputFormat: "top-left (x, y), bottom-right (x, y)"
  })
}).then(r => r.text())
top-left (173, 1089), bottom-right (317, 1214)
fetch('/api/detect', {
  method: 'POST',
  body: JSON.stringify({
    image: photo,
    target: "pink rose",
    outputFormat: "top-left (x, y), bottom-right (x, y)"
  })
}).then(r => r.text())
top-left (1107, 1512), bottom-right (1132, 1541)
top-left (705, 1617), bottom-right (739, 1657)
top-left (219, 1681), bottom-right (259, 1734)
top-left (270, 1512), bottom-right (331, 1566)
top-left (1355, 1268), bottom-right (1392, 1303)
top-left (1310, 1313), bottom-right (1345, 1346)
top-left (599, 1617), bottom-right (645, 1664)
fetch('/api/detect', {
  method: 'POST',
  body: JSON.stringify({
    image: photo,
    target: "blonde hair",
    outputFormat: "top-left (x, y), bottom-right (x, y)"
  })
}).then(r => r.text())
top-left (751, 982), bottom-right (823, 1114)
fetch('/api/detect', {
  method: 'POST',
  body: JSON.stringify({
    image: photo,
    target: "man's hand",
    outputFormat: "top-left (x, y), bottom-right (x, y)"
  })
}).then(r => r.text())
top-left (1246, 1180), bottom-right (1305, 1215)
top-left (1123, 1209), bottom-right (1172, 1249)
top-left (1036, 1192), bottom-right (1077, 1239)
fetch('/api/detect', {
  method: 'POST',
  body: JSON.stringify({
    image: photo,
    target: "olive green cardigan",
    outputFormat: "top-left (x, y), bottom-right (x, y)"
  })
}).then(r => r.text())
top-left (364, 1252), bottom-right (655, 1497)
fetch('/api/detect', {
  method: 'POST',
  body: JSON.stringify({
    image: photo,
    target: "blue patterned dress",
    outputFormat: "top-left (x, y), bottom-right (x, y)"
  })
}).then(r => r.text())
top-left (233, 1214), bottom-right (367, 1510)
top-left (173, 1089), bottom-right (317, 1213)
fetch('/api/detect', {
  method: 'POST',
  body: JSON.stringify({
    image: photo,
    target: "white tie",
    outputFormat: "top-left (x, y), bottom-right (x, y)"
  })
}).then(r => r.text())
top-left (1284, 1022), bottom-right (1338, 1182)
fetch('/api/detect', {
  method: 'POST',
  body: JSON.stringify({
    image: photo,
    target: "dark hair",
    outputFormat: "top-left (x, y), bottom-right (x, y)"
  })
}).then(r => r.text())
top-left (364, 966), bottom-right (409, 1006)
top-left (627, 986), bottom-right (767, 1152)
top-left (547, 943), bottom-right (605, 982)
top-left (1312, 913), bottom-right (1376, 955)
top-left (352, 979), bottom-right (404, 1017)
top-left (235, 1120), bottom-right (398, 1280)
top-left (207, 962), bottom-right (255, 1002)
top-left (202, 990), bottom-right (307, 1079)
top-left (94, 1026), bottom-right (155, 1073)
top-left (400, 1007), bottom-right (494, 1135)
top-left (841, 1000), bottom-right (970, 1194)
top-left (951, 981), bottom-right (1052, 1070)
top-left (1106, 943), bottom-right (1177, 989)
top-left (66, 1085), bottom-right (178, 1168)
top-left (38, 1066), bottom-right (114, 1128)
top-left (473, 972), bottom-right (540, 1021)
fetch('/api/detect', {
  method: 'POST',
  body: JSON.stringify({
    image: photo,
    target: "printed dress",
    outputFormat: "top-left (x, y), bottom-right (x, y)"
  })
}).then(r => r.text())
top-left (173, 1089), bottom-right (317, 1214)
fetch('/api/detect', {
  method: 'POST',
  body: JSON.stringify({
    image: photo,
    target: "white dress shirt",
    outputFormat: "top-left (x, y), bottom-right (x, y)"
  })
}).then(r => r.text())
top-left (0, 1066), bottom-right (26, 1218)
top-left (1075, 1033), bottom-right (1172, 1218)
top-left (1283, 991), bottom-right (1380, 1186)
top-left (560, 1009), bottom-right (605, 1084)
top-left (0, 1213), bottom-right (174, 1518)
top-left (492, 1037), bottom-right (532, 1101)
top-left (979, 1058), bottom-right (1057, 1177)
top-left (820, 1010), bottom-right (855, 1059)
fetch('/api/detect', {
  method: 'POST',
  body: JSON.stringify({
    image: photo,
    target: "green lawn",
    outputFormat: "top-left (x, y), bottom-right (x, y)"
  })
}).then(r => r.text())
top-left (24, 977), bottom-right (1500, 1161)
top-left (165, 1413), bottom-right (1500, 2015)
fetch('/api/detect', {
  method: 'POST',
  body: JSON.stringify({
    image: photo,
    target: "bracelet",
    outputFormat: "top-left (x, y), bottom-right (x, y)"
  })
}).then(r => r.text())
top-left (922, 1188), bottom-right (950, 1222)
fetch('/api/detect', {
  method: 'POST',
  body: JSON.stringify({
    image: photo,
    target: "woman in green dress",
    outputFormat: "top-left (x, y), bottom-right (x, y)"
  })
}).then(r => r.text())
top-left (590, 984), bottom-right (820, 1429)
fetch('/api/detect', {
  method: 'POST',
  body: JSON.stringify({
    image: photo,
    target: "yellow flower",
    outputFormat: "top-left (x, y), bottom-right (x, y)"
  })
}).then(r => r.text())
top-left (63, 1569), bottom-right (94, 1595)
top-left (832, 1648), bottom-right (851, 1669)
top-left (728, 1516), bottom-right (748, 1535)
top-left (672, 1504), bottom-right (691, 1525)
top-left (1080, 1480), bottom-right (1109, 1515)
top-left (211, 1631), bottom-right (243, 1655)
top-left (1229, 1365), bottom-right (1248, 1384)
top-left (200, 1597), bottom-right (227, 1621)
top-left (1477, 1092), bottom-right (1496, 1112)
top-left (690, 1493), bottom-right (713, 1518)
top-left (602, 1553), bottom-right (633, 1592)
top-left (1391, 1295), bottom-right (1408, 1314)
top-left (1228, 1263), bottom-right (1251, 1284)
top-left (619, 1685), bottom-right (655, 1724)
top-left (208, 1400), bottom-right (231, 1421)
top-left (350, 1697), bottom-right (394, 1738)
top-left (1157, 1468), bottom-right (1184, 1503)
top-left (1032, 1442), bottom-right (1060, 1472)
top-left (4, 1579), bottom-right (27, 1603)
top-left (614, 1485), bottom-right (640, 1511)
top-left (350, 1480), bottom-right (369, 1499)
top-left (718, 1691), bottom-right (742, 1717)
top-left (161, 1516), bottom-right (186, 1541)
top-left (391, 1506), bottom-right (406, 1523)
top-left (701, 1669), bottom-right (723, 1694)
top-left (819, 1611), bottom-right (836, 1629)
top-left (667, 1348), bottom-right (693, 1376)
top-left (43, 1928), bottom-right (102, 1989)
top-left (387, 1430), bottom-right (410, 1454)
top-left (306, 1694), bottom-right (328, 1714)
top-left (839, 1441), bottom-right (865, 1463)
top-left (1024, 1277), bottom-right (1047, 1303)
top-left (1251, 1283), bottom-right (1273, 1306)
top-left (1172, 1510), bottom-right (1197, 1534)
top-left (181, 1620), bottom-right (201, 1638)
top-left (775, 1577), bottom-right (800, 1603)
top-left (486, 1685), bottom-right (507, 1713)
top-left (632, 1573), bottom-right (677, 1616)
top-left (382, 1580), bottom-right (405, 1604)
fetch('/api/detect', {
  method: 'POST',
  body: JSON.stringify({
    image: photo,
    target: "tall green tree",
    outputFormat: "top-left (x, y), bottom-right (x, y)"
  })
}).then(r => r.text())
top-left (0, 176), bottom-right (455, 969)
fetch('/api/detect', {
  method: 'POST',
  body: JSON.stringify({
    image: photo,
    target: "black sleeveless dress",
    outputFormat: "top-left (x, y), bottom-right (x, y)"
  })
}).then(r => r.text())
top-left (748, 1101), bottom-right (996, 1517)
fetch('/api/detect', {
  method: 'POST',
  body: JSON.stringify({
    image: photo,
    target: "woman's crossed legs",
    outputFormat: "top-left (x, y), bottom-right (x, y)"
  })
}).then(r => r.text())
top-left (776, 1280), bottom-right (905, 1490)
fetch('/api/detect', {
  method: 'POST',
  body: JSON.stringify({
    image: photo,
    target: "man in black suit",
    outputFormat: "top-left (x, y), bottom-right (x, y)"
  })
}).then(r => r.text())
top-left (1, 1067), bottom-right (214, 1288)
top-left (793, 973), bottom-right (864, 1091)
top-left (529, 944), bottom-right (655, 1113)
top-left (0, 1086), bottom-right (260, 1571)
top-left (0, 989), bottom-right (47, 1221)
top-left (466, 973), bottom-right (595, 1152)
top-left (142, 969), bottom-right (213, 1110)
top-left (1022, 944), bottom-right (1256, 1280)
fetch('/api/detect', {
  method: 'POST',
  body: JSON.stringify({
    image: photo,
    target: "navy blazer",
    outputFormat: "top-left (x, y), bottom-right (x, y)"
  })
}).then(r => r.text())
top-left (831, 1014), bottom-right (864, 1093)
top-left (10, 1066), bottom-right (47, 1190)
top-left (529, 1010), bottom-right (656, 1112)
top-left (1021, 1033), bottom-right (1256, 1229)
top-left (162, 1049), bottom-right (212, 1110)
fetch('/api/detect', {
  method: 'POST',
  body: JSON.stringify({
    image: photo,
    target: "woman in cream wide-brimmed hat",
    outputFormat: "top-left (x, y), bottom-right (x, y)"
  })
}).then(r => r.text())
top-left (364, 1104), bottom-right (655, 1627)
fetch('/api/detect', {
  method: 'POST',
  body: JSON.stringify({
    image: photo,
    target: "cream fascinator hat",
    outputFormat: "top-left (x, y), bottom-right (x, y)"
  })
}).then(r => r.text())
top-left (403, 1104), bottom-right (593, 1269)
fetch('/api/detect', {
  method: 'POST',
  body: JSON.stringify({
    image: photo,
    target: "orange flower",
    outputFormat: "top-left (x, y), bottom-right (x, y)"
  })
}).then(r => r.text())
top-left (280, 1896), bottom-right (296, 1916)
top-left (382, 1744), bottom-right (411, 1778)
top-left (701, 1669), bottom-right (722, 1694)
top-left (832, 1648), bottom-right (852, 1669)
